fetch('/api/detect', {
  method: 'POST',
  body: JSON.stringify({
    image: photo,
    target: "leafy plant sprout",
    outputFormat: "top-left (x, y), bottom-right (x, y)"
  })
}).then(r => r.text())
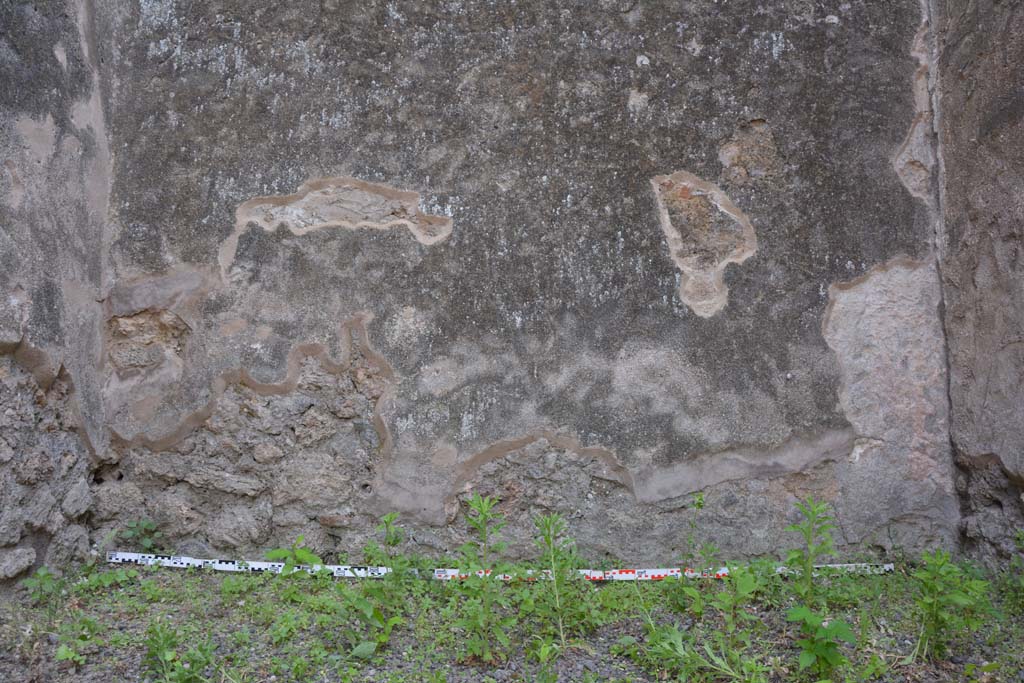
top-left (535, 512), bottom-right (571, 651)
top-left (265, 535), bottom-right (324, 577)
top-left (454, 493), bottom-right (512, 663)
top-left (121, 519), bottom-right (164, 554)
top-left (684, 491), bottom-right (705, 568)
top-left (785, 496), bottom-right (837, 606)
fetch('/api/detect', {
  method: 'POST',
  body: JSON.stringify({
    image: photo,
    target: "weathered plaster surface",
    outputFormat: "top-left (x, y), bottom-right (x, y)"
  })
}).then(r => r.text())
top-left (220, 176), bottom-right (454, 279)
top-left (1, 0), bottom-right (1017, 576)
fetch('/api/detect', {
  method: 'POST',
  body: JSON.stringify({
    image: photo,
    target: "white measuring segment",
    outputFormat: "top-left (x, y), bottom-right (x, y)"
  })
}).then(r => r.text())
top-left (107, 551), bottom-right (893, 581)
top-left (105, 552), bottom-right (391, 578)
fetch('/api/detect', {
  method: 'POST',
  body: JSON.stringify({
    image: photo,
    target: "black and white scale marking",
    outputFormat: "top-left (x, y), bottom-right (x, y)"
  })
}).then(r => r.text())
top-left (107, 551), bottom-right (894, 581)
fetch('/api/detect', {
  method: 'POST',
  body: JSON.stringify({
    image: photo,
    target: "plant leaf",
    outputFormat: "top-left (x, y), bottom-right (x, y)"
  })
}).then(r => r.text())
top-left (351, 641), bottom-right (376, 659)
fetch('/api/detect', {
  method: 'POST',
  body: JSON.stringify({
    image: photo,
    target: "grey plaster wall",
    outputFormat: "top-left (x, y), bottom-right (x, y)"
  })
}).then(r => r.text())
top-left (0, 0), bottom-right (1019, 575)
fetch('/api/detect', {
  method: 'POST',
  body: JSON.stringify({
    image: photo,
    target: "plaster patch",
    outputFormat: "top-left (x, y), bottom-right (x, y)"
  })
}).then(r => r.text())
top-left (650, 171), bottom-right (757, 317)
top-left (822, 257), bottom-right (949, 456)
top-left (220, 176), bottom-right (454, 278)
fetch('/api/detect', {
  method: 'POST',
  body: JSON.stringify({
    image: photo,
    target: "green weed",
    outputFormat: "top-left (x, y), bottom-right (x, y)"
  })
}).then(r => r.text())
top-left (142, 622), bottom-right (215, 683)
top-left (21, 566), bottom-right (63, 606)
top-left (453, 493), bottom-right (514, 663)
top-left (121, 519), bottom-right (165, 554)
top-left (908, 549), bottom-right (990, 661)
top-left (999, 529), bottom-right (1024, 615)
top-left (785, 496), bottom-right (837, 606)
top-left (785, 603), bottom-right (855, 677)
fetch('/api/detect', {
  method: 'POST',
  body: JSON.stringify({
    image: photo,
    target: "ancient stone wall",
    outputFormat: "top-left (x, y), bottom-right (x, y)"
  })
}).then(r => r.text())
top-left (1, 0), bottom-right (109, 576)
top-left (934, 0), bottom-right (1024, 562)
top-left (0, 0), bottom-right (1020, 578)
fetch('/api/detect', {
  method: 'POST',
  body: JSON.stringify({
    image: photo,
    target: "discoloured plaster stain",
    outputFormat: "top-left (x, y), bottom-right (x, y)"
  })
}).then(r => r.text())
top-left (219, 177), bottom-right (454, 278)
top-left (53, 43), bottom-right (68, 71)
top-left (633, 428), bottom-right (856, 504)
top-left (72, 0), bottom-right (112, 268)
top-left (718, 119), bottom-right (783, 186)
top-left (2, 161), bottom-right (24, 208)
top-left (14, 115), bottom-right (57, 166)
top-left (650, 171), bottom-right (757, 317)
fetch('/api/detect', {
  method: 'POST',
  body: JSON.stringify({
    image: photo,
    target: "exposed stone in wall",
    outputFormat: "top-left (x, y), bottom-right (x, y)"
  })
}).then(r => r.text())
top-left (107, 310), bottom-right (189, 370)
top-left (92, 316), bottom-right (394, 557)
top-left (0, 354), bottom-right (91, 578)
top-left (650, 171), bottom-right (757, 318)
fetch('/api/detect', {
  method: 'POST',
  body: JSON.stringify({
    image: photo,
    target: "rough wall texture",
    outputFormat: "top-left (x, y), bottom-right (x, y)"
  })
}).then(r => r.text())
top-left (1, 0), bottom-right (108, 576)
top-left (0, 0), bottom-right (1019, 576)
top-left (934, 0), bottom-right (1024, 561)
